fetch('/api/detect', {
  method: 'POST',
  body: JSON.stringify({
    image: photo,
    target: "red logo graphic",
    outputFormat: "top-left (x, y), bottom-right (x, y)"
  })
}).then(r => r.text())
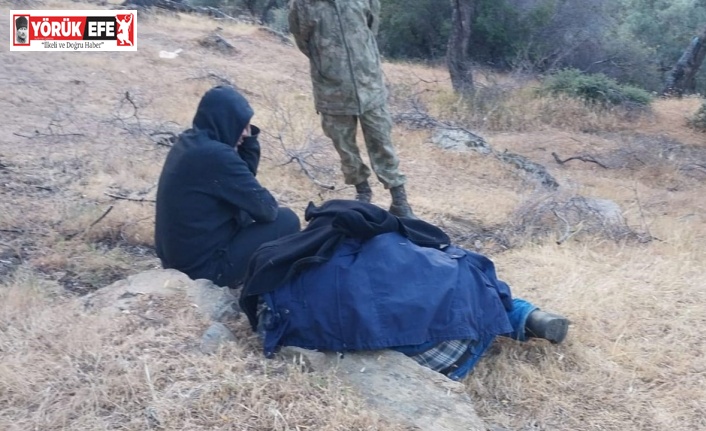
top-left (116, 13), bottom-right (134, 46)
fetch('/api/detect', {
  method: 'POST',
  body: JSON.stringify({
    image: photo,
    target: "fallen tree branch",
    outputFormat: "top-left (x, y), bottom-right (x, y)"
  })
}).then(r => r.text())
top-left (205, 72), bottom-right (234, 87)
top-left (13, 131), bottom-right (85, 139)
top-left (88, 205), bottom-right (115, 229)
top-left (268, 131), bottom-right (335, 190)
top-left (65, 205), bottom-right (116, 240)
top-left (149, 131), bottom-right (178, 147)
top-left (287, 155), bottom-right (335, 190)
top-left (105, 192), bottom-right (156, 203)
top-left (552, 152), bottom-right (608, 169)
top-left (0, 228), bottom-right (24, 234)
top-left (553, 209), bottom-right (585, 245)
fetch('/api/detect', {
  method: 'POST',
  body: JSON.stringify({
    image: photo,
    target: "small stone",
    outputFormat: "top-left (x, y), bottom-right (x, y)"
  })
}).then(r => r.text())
top-left (200, 322), bottom-right (236, 354)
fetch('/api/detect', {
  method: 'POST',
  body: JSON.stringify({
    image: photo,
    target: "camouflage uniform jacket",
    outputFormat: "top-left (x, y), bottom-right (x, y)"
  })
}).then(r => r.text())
top-left (289, 0), bottom-right (387, 116)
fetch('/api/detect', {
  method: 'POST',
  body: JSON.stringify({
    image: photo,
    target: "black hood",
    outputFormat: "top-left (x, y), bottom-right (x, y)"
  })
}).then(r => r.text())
top-left (192, 86), bottom-right (254, 148)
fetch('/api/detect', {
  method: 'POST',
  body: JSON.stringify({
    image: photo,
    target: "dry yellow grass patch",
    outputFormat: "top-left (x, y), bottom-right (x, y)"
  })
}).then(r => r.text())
top-left (473, 226), bottom-right (706, 430)
top-left (0, 270), bottom-right (401, 430)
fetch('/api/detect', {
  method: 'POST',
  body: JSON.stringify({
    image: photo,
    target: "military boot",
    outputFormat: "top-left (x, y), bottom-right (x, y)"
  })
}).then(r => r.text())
top-left (525, 310), bottom-right (569, 344)
top-left (389, 185), bottom-right (418, 219)
top-left (354, 180), bottom-right (372, 203)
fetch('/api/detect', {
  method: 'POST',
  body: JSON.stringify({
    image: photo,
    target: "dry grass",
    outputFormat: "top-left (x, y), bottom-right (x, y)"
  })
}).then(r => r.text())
top-left (2, 1), bottom-right (706, 429)
top-left (470, 230), bottom-right (706, 430)
top-left (0, 269), bottom-right (400, 430)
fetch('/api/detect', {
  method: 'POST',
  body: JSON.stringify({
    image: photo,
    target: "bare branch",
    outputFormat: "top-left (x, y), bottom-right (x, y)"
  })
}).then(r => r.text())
top-left (290, 154), bottom-right (335, 190)
top-left (553, 209), bottom-right (571, 245)
top-left (552, 152), bottom-right (609, 169)
top-left (65, 205), bottom-right (116, 240)
top-left (0, 229), bottom-right (24, 234)
top-left (553, 209), bottom-right (584, 245)
top-left (105, 192), bottom-right (156, 203)
top-left (13, 131), bottom-right (85, 139)
top-left (88, 205), bottom-right (115, 229)
top-left (267, 132), bottom-right (335, 190)
top-left (149, 131), bottom-right (178, 147)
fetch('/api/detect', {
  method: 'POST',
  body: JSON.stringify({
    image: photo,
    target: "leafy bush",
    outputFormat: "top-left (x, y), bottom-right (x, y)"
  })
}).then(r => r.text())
top-left (688, 102), bottom-right (706, 131)
top-left (267, 7), bottom-right (289, 33)
top-left (540, 69), bottom-right (653, 107)
top-left (378, 0), bottom-right (451, 59)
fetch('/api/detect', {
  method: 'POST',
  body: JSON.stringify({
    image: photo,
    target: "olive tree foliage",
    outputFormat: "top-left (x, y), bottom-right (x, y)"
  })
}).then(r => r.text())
top-left (182, 0), bottom-right (706, 93)
top-left (378, 0), bottom-right (618, 70)
top-left (377, 0), bottom-right (706, 93)
top-left (618, 0), bottom-right (706, 93)
top-left (378, 0), bottom-right (452, 60)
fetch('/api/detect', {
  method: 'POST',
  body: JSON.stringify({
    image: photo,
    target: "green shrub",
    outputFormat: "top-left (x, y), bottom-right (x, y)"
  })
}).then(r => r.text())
top-left (688, 102), bottom-right (706, 131)
top-left (267, 7), bottom-right (289, 33)
top-left (540, 69), bottom-right (653, 108)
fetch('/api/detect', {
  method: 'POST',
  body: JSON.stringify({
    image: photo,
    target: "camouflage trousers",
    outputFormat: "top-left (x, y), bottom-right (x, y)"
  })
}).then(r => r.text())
top-left (321, 104), bottom-right (406, 189)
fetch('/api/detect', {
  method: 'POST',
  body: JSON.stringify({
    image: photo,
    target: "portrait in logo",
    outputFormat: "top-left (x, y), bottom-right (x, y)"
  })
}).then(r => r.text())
top-left (15, 15), bottom-right (29, 45)
top-left (115, 13), bottom-right (133, 46)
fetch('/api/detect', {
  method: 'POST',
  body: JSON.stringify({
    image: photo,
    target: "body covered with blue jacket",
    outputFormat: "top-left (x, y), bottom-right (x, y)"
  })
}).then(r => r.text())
top-left (243, 201), bottom-right (567, 379)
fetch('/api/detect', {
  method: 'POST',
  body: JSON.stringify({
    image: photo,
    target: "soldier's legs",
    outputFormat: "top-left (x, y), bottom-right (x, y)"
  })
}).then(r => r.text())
top-left (359, 105), bottom-right (406, 189)
top-left (321, 113), bottom-right (371, 186)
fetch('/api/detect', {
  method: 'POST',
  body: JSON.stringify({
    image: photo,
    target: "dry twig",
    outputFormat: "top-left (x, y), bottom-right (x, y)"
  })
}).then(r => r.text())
top-left (65, 205), bottom-right (115, 240)
top-left (105, 192), bottom-right (156, 203)
top-left (272, 133), bottom-right (335, 190)
top-left (552, 152), bottom-right (608, 169)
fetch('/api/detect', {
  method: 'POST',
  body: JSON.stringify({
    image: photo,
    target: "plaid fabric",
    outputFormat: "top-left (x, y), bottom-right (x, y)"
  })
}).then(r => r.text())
top-left (409, 339), bottom-right (473, 373)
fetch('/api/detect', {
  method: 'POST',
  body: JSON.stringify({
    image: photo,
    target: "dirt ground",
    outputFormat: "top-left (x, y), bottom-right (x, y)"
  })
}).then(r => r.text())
top-left (1, 1), bottom-right (706, 430)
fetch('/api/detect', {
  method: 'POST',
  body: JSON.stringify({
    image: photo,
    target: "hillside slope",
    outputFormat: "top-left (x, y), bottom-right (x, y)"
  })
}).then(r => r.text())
top-left (1, 2), bottom-right (705, 430)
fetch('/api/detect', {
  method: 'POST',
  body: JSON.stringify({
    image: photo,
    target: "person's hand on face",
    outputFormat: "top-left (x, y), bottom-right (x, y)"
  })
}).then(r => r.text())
top-left (237, 123), bottom-right (251, 147)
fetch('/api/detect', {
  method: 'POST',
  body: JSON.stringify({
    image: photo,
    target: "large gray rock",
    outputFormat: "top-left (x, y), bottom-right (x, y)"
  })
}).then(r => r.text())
top-left (279, 347), bottom-right (487, 431)
top-left (497, 151), bottom-right (559, 190)
top-left (431, 128), bottom-right (559, 189)
top-left (511, 192), bottom-right (631, 242)
top-left (432, 127), bottom-right (492, 154)
top-left (83, 269), bottom-right (239, 322)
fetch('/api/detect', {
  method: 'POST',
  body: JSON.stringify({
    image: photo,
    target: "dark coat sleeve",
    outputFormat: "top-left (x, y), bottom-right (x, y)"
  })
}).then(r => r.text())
top-left (237, 125), bottom-right (261, 176)
top-left (210, 145), bottom-right (278, 223)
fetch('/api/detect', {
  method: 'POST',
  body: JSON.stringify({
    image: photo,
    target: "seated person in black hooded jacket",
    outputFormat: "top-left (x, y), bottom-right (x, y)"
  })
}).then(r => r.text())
top-left (155, 86), bottom-right (301, 287)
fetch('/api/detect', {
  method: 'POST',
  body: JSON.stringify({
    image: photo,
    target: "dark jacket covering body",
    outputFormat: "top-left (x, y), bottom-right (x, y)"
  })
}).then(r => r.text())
top-left (240, 199), bottom-right (451, 327)
top-left (155, 86), bottom-right (278, 280)
top-left (257, 232), bottom-right (514, 356)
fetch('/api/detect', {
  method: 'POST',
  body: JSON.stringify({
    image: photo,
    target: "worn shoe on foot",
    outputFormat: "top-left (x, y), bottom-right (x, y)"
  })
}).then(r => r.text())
top-left (525, 310), bottom-right (569, 344)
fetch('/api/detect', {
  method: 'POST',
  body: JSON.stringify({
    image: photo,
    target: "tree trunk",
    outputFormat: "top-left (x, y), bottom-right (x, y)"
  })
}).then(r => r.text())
top-left (446, 0), bottom-right (475, 95)
top-left (662, 26), bottom-right (706, 96)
